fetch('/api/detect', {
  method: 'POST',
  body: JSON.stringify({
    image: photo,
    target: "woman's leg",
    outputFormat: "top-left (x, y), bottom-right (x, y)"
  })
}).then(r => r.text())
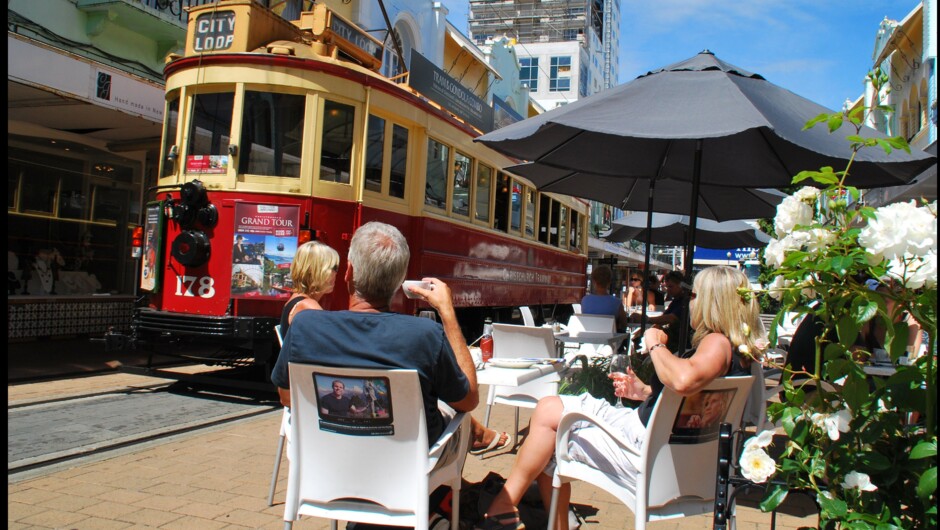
top-left (484, 396), bottom-right (564, 515)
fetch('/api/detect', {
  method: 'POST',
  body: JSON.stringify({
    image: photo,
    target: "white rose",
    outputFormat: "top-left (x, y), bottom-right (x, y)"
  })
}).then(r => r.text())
top-left (859, 201), bottom-right (937, 261)
top-left (740, 447), bottom-right (777, 483)
top-left (805, 228), bottom-right (836, 255)
top-left (764, 233), bottom-right (806, 269)
top-left (742, 430), bottom-right (775, 454)
top-left (774, 194), bottom-right (815, 236)
top-left (767, 275), bottom-right (792, 301)
top-left (886, 251), bottom-right (937, 289)
top-left (811, 409), bottom-right (851, 441)
top-left (793, 186), bottom-right (820, 203)
top-left (842, 471), bottom-right (878, 492)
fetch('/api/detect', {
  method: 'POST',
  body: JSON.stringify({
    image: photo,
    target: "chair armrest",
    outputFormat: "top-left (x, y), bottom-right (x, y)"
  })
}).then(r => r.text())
top-left (555, 410), bottom-right (642, 463)
top-left (428, 411), bottom-right (468, 464)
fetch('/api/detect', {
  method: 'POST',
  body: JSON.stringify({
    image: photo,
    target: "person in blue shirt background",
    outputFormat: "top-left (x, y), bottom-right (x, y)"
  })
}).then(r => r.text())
top-left (580, 264), bottom-right (628, 331)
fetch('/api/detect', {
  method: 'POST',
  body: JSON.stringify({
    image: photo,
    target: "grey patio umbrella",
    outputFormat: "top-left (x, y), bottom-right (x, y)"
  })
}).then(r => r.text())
top-left (604, 213), bottom-right (771, 249)
top-left (505, 162), bottom-right (786, 222)
top-left (478, 50), bottom-right (935, 278)
top-left (479, 50), bottom-right (935, 345)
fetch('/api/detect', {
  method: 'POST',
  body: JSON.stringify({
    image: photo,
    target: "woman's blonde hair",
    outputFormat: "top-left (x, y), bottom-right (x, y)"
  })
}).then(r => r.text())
top-left (291, 241), bottom-right (340, 297)
top-left (689, 266), bottom-right (765, 363)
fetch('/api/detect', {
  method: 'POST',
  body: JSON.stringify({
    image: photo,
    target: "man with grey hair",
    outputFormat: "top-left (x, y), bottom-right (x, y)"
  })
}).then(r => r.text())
top-left (272, 221), bottom-right (478, 444)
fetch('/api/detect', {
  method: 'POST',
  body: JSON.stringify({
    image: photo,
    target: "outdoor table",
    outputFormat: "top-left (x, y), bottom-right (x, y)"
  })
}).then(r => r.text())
top-left (475, 361), bottom-right (566, 387)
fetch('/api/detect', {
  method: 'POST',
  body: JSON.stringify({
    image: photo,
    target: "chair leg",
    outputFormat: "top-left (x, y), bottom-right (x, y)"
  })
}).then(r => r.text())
top-left (513, 408), bottom-right (520, 445)
top-left (483, 386), bottom-right (496, 427)
top-left (547, 486), bottom-right (560, 530)
top-left (267, 434), bottom-right (286, 506)
top-left (283, 521), bottom-right (292, 530)
top-left (330, 520), bottom-right (338, 530)
top-left (451, 479), bottom-right (461, 530)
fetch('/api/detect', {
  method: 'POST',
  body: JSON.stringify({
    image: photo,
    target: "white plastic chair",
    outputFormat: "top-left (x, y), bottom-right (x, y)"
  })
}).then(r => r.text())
top-left (547, 375), bottom-right (755, 530)
top-left (572, 303), bottom-right (582, 314)
top-left (564, 314), bottom-right (617, 359)
top-left (483, 323), bottom-right (561, 446)
top-left (520, 306), bottom-right (536, 327)
top-left (268, 324), bottom-right (290, 506)
top-left (283, 363), bottom-right (471, 530)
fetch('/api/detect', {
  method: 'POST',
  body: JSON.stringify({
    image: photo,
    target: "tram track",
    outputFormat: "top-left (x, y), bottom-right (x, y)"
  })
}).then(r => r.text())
top-left (8, 379), bottom-right (280, 478)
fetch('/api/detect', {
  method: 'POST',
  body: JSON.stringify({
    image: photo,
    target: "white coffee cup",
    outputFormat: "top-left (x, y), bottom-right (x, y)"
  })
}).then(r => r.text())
top-left (402, 280), bottom-right (432, 299)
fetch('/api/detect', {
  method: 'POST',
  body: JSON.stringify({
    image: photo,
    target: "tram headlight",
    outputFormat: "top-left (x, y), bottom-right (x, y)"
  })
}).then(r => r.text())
top-left (171, 230), bottom-right (211, 267)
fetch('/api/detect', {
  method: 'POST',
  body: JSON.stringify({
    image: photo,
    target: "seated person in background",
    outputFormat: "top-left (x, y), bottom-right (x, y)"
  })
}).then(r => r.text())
top-left (273, 221), bottom-right (479, 445)
top-left (630, 270), bottom-right (690, 352)
top-left (581, 264), bottom-right (629, 332)
top-left (476, 266), bottom-right (765, 530)
top-left (624, 274), bottom-right (657, 311)
top-left (647, 273), bottom-right (666, 307)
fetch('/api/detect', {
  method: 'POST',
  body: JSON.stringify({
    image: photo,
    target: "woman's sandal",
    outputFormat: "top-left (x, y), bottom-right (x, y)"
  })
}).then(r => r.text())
top-left (469, 431), bottom-right (512, 455)
top-left (475, 511), bottom-right (525, 530)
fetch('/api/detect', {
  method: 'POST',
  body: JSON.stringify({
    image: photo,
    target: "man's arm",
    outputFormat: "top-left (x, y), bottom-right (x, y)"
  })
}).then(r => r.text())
top-left (411, 278), bottom-right (479, 412)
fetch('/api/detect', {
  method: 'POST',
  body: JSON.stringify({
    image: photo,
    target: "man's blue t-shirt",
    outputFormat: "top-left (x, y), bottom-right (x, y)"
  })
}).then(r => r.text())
top-left (580, 293), bottom-right (622, 317)
top-left (272, 310), bottom-right (470, 443)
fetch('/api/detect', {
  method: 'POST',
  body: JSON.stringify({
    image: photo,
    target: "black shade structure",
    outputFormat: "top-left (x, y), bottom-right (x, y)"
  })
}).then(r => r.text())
top-left (505, 163), bottom-right (786, 222)
top-left (604, 213), bottom-right (771, 249)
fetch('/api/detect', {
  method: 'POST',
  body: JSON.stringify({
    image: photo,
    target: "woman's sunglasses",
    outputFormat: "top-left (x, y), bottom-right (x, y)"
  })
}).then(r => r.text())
top-left (631, 278), bottom-right (641, 282)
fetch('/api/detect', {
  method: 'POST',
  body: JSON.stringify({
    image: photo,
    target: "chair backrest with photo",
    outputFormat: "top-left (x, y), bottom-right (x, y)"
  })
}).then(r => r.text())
top-left (547, 375), bottom-right (755, 530)
top-left (484, 323), bottom-right (561, 444)
top-left (283, 363), bottom-right (471, 530)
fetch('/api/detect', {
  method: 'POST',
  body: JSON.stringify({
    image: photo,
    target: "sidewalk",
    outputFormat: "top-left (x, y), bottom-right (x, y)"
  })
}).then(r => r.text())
top-left (8, 369), bottom-right (818, 529)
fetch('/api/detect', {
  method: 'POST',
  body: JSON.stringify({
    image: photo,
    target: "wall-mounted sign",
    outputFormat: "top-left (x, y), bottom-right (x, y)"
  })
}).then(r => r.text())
top-left (409, 51), bottom-right (494, 133)
top-left (493, 95), bottom-right (523, 129)
top-left (193, 10), bottom-right (236, 52)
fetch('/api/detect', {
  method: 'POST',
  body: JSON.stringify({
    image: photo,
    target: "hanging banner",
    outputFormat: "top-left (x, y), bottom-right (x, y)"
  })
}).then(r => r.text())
top-left (231, 203), bottom-right (299, 299)
top-left (409, 50), bottom-right (494, 133)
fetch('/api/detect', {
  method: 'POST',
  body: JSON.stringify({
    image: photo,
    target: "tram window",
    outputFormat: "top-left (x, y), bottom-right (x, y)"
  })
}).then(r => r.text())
top-left (549, 199), bottom-right (561, 246)
top-left (524, 188), bottom-right (536, 237)
top-left (510, 181), bottom-right (522, 232)
top-left (475, 164), bottom-right (493, 223)
top-left (559, 204), bottom-right (569, 248)
top-left (493, 172), bottom-right (511, 232)
top-left (162, 95), bottom-right (179, 178)
top-left (320, 100), bottom-right (354, 184)
top-left (187, 92), bottom-right (233, 168)
top-left (452, 153), bottom-right (471, 217)
top-left (538, 194), bottom-right (551, 244)
top-left (571, 212), bottom-right (583, 251)
top-left (425, 139), bottom-right (448, 209)
top-left (365, 115), bottom-right (386, 193)
top-left (239, 91), bottom-right (304, 177)
top-left (389, 124), bottom-right (408, 199)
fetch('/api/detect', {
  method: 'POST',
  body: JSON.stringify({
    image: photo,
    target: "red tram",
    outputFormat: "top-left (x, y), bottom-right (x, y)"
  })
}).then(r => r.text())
top-left (131, 1), bottom-right (588, 369)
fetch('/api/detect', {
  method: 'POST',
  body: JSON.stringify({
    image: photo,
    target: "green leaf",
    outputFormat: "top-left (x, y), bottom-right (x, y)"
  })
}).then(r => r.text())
top-left (885, 321), bottom-right (909, 359)
top-left (852, 297), bottom-right (879, 324)
top-left (803, 112), bottom-right (831, 131)
top-left (760, 484), bottom-right (789, 511)
top-left (858, 451), bottom-right (892, 471)
top-left (875, 138), bottom-right (894, 154)
top-left (818, 493), bottom-right (848, 517)
top-left (910, 440), bottom-right (937, 460)
top-left (827, 114), bottom-right (844, 133)
top-left (917, 466), bottom-right (937, 499)
top-left (837, 315), bottom-right (860, 347)
top-left (843, 371), bottom-right (869, 411)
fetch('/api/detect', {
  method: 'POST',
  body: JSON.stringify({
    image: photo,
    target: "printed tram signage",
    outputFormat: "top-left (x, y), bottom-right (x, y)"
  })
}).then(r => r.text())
top-left (409, 50), bottom-right (494, 133)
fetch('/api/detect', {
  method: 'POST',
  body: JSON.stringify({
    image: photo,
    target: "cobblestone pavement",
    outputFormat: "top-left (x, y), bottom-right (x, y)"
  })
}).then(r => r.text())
top-left (8, 369), bottom-right (819, 529)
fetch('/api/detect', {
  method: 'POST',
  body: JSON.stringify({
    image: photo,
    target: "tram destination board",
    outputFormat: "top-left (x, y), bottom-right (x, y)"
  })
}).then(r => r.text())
top-left (193, 10), bottom-right (236, 52)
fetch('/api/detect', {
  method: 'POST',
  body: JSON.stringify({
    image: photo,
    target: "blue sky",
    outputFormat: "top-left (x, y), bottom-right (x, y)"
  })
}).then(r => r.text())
top-left (442, 0), bottom-right (921, 111)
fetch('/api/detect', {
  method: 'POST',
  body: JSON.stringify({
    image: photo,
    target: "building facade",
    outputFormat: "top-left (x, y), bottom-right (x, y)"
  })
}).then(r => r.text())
top-left (861, 0), bottom-right (937, 206)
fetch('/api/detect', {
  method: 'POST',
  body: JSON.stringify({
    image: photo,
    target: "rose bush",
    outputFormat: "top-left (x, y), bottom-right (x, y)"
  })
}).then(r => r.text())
top-left (739, 76), bottom-right (937, 529)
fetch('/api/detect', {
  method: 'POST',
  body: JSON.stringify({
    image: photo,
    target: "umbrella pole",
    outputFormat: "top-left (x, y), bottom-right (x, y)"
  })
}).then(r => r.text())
top-left (678, 140), bottom-right (703, 352)
top-left (640, 179), bottom-right (657, 332)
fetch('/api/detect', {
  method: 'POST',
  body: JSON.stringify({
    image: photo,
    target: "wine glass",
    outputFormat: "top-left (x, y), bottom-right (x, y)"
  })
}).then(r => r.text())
top-left (609, 352), bottom-right (630, 408)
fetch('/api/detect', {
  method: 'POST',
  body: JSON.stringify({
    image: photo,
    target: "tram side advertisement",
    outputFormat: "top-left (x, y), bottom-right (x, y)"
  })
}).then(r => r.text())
top-left (231, 203), bottom-right (299, 299)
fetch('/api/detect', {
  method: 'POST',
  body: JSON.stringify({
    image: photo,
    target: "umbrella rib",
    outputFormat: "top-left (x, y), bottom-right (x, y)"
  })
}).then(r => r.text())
top-left (757, 127), bottom-right (799, 181)
top-left (536, 128), bottom-right (586, 166)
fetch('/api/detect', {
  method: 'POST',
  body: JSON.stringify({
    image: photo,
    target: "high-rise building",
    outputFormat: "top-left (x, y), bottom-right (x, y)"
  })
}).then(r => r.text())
top-left (468, 0), bottom-right (620, 110)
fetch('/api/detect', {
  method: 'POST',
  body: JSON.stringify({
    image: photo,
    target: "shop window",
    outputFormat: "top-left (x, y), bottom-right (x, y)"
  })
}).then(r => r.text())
top-left (92, 187), bottom-right (129, 224)
top-left (425, 138), bottom-right (449, 209)
top-left (239, 91), bottom-right (304, 177)
top-left (389, 124), bottom-right (408, 199)
top-left (475, 164), bottom-right (493, 223)
top-left (365, 115), bottom-right (386, 193)
top-left (452, 153), bottom-right (471, 217)
top-left (162, 95), bottom-right (180, 177)
top-left (320, 100), bottom-right (355, 183)
top-left (186, 92), bottom-right (233, 174)
top-left (58, 173), bottom-right (86, 220)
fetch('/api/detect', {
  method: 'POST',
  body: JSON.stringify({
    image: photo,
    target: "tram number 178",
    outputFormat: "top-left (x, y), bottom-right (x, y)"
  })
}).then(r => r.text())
top-left (175, 275), bottom-right (216, 298)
